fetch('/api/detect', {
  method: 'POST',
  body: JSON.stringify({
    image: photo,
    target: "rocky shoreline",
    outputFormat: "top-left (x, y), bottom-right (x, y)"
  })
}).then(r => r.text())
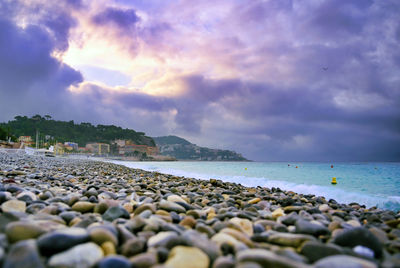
top-left (0, 151), bottom-right (399, 268)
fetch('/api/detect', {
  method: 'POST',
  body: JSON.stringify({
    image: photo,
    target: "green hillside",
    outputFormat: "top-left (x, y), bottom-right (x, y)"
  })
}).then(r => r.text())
top-left (0, 115), bottom-right (155, 147)
top-left (153, 135), bottom-right (191, 145)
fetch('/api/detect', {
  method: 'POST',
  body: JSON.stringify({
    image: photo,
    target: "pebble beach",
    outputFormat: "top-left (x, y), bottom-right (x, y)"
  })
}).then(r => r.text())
top-left (0, 151), bottom-right (399, 268)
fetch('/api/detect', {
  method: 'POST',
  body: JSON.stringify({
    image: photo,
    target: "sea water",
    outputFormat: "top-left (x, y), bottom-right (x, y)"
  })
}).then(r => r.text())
top-left (110, 161), bottom-right (400, 211)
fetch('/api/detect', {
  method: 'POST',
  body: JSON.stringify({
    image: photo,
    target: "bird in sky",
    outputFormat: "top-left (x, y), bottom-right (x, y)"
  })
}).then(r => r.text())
top-left (322, 67), bottom-right (328, 71)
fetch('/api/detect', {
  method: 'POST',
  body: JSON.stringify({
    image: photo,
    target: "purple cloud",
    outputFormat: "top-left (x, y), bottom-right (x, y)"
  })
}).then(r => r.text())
top-left (1, 0), bottom-right (400, 161)
top-left (0, 18), bottom-right (79, 92)
top-left (65, 0), bottom-right (83, 9)
top-left (41, 13), bottom-right (77, 51)
top-left (92, 7), bottom-right (140, 28)
top-left (0, 12), bottom-right (82, 120)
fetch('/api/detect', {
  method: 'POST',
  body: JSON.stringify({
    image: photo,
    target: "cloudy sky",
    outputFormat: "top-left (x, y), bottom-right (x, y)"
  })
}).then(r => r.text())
top-left (0, 0), bottom-right (399, 161)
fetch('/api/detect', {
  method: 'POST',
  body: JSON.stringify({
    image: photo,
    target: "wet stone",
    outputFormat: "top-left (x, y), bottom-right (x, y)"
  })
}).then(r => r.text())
top-left (148, 231), bottom-right (179, 248)
top-left (272, 223), bottom-right (288, 233)
top-left (117, 225), bottom-right (136, 244)
top-left (5, 221), bottom-right (47, 243)
top-left (196, 223), bottom-right (216, 238)
top-left (236, 262), bottom-right (262, 268)
top-left (102, 206), bottom-right (130, 221)
top-left (275, 248), bottom-right (307, 263)
top-left (126, 216), bottom-right (147, 232)
top-left (333, 227), bottom-right (383, 258)
top-left (248, 197), bottom-right (261, 205)
top-left (167, 194), bottom-right (187, 203)
top-left (237, 249), bottom-right (307, 268)
top-left (3, 239), bottom-right (44, 268)
top-left (48, 242), bottom-right (103, 268)
top-left (180, 216), bottom-right (196, 228)
top-left (271, 208), bottom-right (285, 219)
top-left (84, 187), bottom-right (98, 197)
top-left (26, 203), bottom-right (47, 214)
top-left (59, 211), bottom-right (80, 224)
top-left (267, 231), bottom-right (317, 247)
top-left (71, 201), bottom-right (95, 213)
top-left (385, 219), bottom-right (400, 228)
top-left (89, 225), bottom-right (118, 246)
top-left (182, 230), bottom-right (220, 262)
top-left (219, 228), bottom-right (253, 247)
top-left (121, 237), bottom-right (146, 257)
top-left (97, 255), bottom-right (131, 268)
top-left (159, 200), bottom-right (186, 213)
top-left (101, 241), bottom-right (116, 256)
top-left (39, 191), bottom-right (53, 200)
top-left (314, 255), bottom-right (377, 268)
top-left (37, 227), bottom-right (89, 256)
top-left (165, 246), bottom-right (210, 268)
top-left (129, 252), bottom-right (157, 268)
top-left (368, 227), bottom-right (388, 244)
top-left (300, 241), bottom-right (343, 263)
top-left (229, 217), bottom-right (253, 236)
top-left (134, 203), bottom-right (156, 215)
top-left (319, 204), bottom-right (330, 212)
top-left (280, 212), bottom-right (300, 226)
top-left (0, 191), bottom-right (11, 204)
top-left (213, 255), bottom-right (235, 268)
top-left (295, 219), bottom-right (330, 236)
top-left (1, 200), bottom-right (26, 213)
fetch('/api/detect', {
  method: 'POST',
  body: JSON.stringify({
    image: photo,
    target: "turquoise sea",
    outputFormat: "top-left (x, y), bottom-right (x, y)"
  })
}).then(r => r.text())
top-left (110, 161), bottom-right (400, 211)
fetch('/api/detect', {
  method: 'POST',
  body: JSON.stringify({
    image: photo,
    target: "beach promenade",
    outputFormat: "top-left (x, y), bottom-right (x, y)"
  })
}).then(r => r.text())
top-left (0, 151), bottom-right (398, 267)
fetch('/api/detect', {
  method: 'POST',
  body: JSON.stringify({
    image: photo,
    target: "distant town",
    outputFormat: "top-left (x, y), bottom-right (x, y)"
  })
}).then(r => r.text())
top-left (0, 115), bottom-right (248, 161)
top-left (1, 136), bottom-right (164, 160)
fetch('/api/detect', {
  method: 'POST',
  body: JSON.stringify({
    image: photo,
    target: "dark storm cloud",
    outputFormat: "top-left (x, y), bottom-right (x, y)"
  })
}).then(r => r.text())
top-left (91, 5), bottom-right (171, 50)
top-left (65, 0), bottom-right (83, 9)
top-left (77, 83), bottom-right (173, 112)
top-left (163, 70), bottom-right (400, 160)
top-left (240, 0), bottom-right (293, 22)
top-left (41, 13), bottom-right (76, 51)
top-left (307, 0), bottom-right (372, 38)
top-left (0, 19), bottom-right (60, 92)
top-left (92, 7), bottom-right (140, 28)
top-left (181, 75), bottom-right (245, 102)
top-left (0, 9), bottom-right (82, 120)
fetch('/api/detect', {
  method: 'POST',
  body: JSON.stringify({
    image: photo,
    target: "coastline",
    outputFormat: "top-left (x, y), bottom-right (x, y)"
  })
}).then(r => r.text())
top-left (102, 158), bottom-right (400, 211)
top-left (0, 152), bottom-right (399, 267)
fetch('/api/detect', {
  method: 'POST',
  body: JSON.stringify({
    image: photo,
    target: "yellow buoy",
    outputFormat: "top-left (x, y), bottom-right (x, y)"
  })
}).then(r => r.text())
top-left (331, 177), bottom-right (337, 184)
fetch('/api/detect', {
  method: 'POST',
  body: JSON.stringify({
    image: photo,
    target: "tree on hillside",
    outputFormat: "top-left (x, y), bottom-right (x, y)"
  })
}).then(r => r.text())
top-left (32, 115), bottom-right (43, 121)
top-left (0, 127), bottom-right (7, 141)
top-left (0, 115), bottom-right (156, 148)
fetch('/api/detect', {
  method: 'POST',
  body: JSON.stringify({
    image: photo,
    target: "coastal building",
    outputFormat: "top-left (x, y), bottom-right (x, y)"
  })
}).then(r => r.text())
top-left (114, 139), bottom-right (126, 147)
top-left (147, 146), bottom-right (159, 155)
top-left (18, 136), bottom-right (33, 145)
top-left (64, 145), bottom-right (74, 151)
top-left (118, 144), bottom-right (147, 155)
top-left (118, 144), bottom-right (158, 156)
top-left (54, 143), bottom-right (65, 155)
top-left (64, 142), bottom-right (78, 151)
top-left (78, 147), bottom-right (90, 153)
top-left (86, 143), bottom-right (110, 155)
